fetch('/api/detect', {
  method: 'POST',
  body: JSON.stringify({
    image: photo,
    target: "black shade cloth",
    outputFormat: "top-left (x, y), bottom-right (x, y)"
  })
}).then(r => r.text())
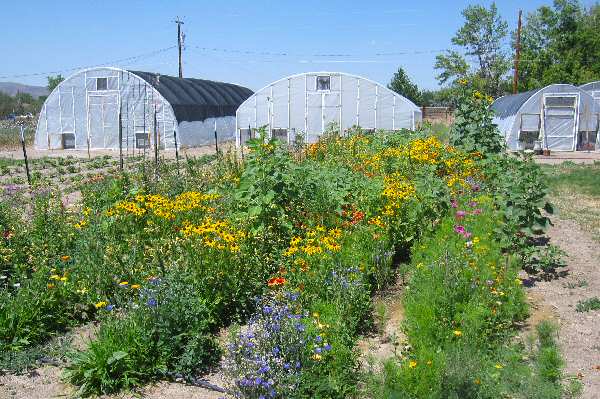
top-left (130, 71), bottom-right (253, 123)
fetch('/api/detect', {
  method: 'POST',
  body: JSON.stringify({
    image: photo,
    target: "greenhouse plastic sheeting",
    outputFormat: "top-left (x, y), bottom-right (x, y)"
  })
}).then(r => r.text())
top-left (236, 72), bottom-right (422, 144)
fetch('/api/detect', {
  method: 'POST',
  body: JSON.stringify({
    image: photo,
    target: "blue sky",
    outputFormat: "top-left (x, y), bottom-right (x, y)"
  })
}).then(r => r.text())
top-left (1, 0), bottom-right (596, 91)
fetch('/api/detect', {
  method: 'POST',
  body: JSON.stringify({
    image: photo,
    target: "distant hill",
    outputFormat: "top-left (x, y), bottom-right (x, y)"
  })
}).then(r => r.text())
top-left (0, 82), bottom-right (49, 98)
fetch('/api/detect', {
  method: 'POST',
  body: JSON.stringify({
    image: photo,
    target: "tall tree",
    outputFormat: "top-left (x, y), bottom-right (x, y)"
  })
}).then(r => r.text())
top-left (516, 0), bottom-right (600, 91)
top-left (388, 67), bottom-right (422, 105)
top-left (47, 75), bottom-right (64, 93)
top-left (435, 2), bottom-right (511, 97)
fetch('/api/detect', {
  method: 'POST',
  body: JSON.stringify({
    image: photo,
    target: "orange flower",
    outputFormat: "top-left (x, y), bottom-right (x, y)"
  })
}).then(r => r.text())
top-left (267, 277), bottom-right (287, 287)
top-left (61, 255), bottom-right (71, 262)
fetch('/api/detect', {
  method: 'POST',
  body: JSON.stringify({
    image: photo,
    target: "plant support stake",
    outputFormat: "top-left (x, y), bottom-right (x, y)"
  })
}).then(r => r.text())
top-left (19, 125), bottom-right (31, 186)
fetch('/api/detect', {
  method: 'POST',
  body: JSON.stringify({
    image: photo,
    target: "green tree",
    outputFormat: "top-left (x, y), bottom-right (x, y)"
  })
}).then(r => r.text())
top-left (435, 2), bottom-right (511, 97)
top-left (47, 75), bottom-right (64, 93)
top-left (516, 0), bottom-right (600, 90)
top-left (388, 67), bottom-right (422, 105)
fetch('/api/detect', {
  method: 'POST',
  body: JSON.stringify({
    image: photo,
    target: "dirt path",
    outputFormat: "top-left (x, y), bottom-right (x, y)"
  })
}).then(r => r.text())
top-left (526, 217), bottom-right (600, 398)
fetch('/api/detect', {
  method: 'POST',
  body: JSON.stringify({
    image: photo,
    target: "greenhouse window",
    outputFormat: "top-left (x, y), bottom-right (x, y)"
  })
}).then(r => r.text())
top-left (96, 78), bottom-right (108, 91)
top-left (316, 76), bottom-right (330, 91)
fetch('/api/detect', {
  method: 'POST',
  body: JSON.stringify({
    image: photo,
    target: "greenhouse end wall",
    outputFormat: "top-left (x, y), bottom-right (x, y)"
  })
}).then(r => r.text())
top-left (492, 84), bottom-right (600, 151)
top-left (236, 72), bottom-right (422, 145)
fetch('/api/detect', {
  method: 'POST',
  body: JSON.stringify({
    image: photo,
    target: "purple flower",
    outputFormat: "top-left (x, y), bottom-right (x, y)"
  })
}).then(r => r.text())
top-left (454, 225), bottom-right (466, 235)
top-left (469, 201), bottom-right (478, 208)
top-left (455, 210), bottom-right (466, 219)
top-left (451, 199), bottom-right (458, 208)
top-left (472, 209), bottom-right (482, 215)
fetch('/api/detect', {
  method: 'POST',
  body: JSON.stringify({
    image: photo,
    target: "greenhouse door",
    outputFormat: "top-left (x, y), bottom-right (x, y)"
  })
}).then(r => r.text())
top-left (542, 94), bottom-right (578, 151)
top-left (87, 92), bottom-right (120, 149)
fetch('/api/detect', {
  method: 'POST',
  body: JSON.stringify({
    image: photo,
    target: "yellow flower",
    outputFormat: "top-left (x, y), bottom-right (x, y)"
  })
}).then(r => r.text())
top-left (131, 284), bottom-right (141, 289)
top-left (119, 281), bottom-right (129, 286)
top-left (495, 363), bottom-right (503, 369)
top-left (95, 301), bottom-right (107, 309)
top-left (409, 360), bottom-right (417, 368)
top-left (59, 276), bottom-right (67, 282)
top-left (47, 283), bottom-right (55, 289)
top-left (60, 255), bottom-right (71, 262)
top-left (49, 274), bottom-right (61, 280)
top-left (453, 330), bottom-right (463, 337)
top-left (312, 354), bottom-right (322, 361)
top-left (515, 278), bottom-right (522, 285)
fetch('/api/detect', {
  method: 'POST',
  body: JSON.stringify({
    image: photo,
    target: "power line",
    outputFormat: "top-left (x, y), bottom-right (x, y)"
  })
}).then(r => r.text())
top-left (190, 45), bottom-right (449, 58)
top-left (0, 46), bottom-right (177, 80)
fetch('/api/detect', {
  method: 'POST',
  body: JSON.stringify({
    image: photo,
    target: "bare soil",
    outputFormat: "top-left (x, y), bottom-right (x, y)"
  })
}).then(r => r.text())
top-left (525, 216), bottom-right (600, 398)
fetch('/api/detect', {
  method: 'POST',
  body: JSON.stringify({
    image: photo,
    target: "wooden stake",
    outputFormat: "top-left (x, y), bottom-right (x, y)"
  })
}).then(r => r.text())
top-left (19, 125), bottom-right (31, 186)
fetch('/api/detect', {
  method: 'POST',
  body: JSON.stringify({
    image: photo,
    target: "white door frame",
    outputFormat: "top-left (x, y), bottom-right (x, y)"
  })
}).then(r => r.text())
top-left (541, 92), bottom-right (579, 151)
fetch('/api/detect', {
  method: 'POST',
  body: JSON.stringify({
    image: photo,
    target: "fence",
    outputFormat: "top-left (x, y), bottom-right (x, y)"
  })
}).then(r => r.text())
top-left (421, 107), bottom-right (453, 125)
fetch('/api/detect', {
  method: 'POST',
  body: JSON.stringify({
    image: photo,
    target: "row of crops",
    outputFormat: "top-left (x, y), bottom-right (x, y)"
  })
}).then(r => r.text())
top-left (0, 91), bottom-right (575, 398)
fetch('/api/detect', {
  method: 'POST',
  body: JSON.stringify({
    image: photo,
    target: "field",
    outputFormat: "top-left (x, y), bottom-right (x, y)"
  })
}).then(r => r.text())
top-left (0, 90), bottom-right (598, 399)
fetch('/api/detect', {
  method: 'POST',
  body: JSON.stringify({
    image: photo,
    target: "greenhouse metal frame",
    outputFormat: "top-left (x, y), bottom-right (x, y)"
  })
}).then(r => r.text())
top-left (235, 72), bottom-right (422, 146)
top-left (35, 67), bottom-right (253, 152)
top-left (580, 81), bottom-right (600, 106)
top-left (491, 84), bottom-right (600, 151)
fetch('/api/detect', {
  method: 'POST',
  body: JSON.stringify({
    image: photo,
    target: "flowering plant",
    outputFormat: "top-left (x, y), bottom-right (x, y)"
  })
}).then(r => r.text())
top-left (224, 292), bottom-right (328, 398)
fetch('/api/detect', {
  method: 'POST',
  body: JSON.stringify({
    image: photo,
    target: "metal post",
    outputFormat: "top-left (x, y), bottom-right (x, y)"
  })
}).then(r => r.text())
top-left (153, 108), bottom-right (158, 170)
top-left (173, 129), bottom-right (180, 176)
top-left (19, 125), bottom-right (31, 186)
top-left (118, 109), bottom-right (123, 171)
top-left (214, 119), bottom-right (219, 153)
top-left (513, 10), bottom-right (522, 94)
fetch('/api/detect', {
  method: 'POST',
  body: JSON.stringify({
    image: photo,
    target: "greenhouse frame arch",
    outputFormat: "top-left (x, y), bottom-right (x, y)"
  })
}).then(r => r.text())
top-left (491, 84), bottom-right (600, 151)
top-left (580, 81), bottom-right (600, 106)
top-left (35, 67), bottom-right (253, 151)
top-left (235, 72), bottom-right (422, 146)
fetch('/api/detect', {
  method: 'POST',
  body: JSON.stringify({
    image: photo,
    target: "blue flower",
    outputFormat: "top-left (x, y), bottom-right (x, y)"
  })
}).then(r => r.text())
top-left (315, 347), bottom-right (322, 354)
top-left (315, 335), bottom-right (322, 343)
top-left (324, 343), bottom-right (332, 351)
top-left (105, 304), bottom-right (114, 311)
top-left (146, 298), bottom-right (157, 307)
top-left (263, 305), bottom-right (272, 314)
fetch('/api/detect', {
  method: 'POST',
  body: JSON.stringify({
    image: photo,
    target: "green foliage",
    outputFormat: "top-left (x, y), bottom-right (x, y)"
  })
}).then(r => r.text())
top-left (47, 75), bottom-right (64, 93)
top-left (517, 1), bottom-right (600, 91)
top-left (388, 67), bottom-right (422, 106)
top-left (575, 297), bottom-right (600, 312)
top-left (65, 270), bottom-right (220, 396)
top-left (435, 2), bottom-right (511, 97)
top-left (449, 84), bottom-right (504, 154)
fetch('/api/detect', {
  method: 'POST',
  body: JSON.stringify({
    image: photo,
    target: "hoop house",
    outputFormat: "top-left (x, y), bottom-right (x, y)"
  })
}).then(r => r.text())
top-left (580, 81), bottom-right (600, 106)
top-left (235, 72), bottom-right (422, 145)
top-left (35, 67), bottom-right (253, 151)
top-left (491, 84), bottom-right (600, 151)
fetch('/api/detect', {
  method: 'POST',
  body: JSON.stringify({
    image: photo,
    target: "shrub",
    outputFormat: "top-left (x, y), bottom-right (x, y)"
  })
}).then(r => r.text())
top-left (65, 270), bottom-right (220, 396)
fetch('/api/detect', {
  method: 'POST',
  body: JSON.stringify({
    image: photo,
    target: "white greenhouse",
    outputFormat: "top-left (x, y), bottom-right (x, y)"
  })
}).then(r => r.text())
top-left (235, 72), bottom-right (422, 145)
top-left (491, 84), bottom-right (600, 151)
top-left (35, 67), bottom-right (253, 151)
top-left (580, 81), bottom-right (600, 106)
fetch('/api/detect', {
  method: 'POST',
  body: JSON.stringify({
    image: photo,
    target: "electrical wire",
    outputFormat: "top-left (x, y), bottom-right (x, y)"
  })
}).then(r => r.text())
top-left (0, 46), bottom-right (177, 79)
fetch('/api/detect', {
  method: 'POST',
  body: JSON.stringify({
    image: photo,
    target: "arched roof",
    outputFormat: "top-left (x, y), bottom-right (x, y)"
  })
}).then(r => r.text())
top-left (580, 81), bottom-right (600, 91)
top-left (491, 84), bottom-right (592, 119)
top-left (236, 71), bottom-right (421, 113)
top-left (130, 71), bottom-right (253, 122)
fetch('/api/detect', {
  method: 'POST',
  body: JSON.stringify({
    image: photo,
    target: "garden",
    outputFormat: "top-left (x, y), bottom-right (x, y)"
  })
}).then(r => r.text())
top-left (0, 87), bottom-right (580, 398)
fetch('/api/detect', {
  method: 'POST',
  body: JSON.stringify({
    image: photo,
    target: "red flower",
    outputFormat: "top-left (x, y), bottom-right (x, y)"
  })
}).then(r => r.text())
top-left (267, 277), bottom-right (287, 287)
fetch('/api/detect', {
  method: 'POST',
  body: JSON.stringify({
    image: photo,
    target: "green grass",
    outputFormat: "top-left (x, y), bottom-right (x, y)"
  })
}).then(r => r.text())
top-left (542, 162), bottom-right (600, 240)
top-left (542, 162), bottom-right (600, 197)
top-left (575, 297), bottom-right (600, 312)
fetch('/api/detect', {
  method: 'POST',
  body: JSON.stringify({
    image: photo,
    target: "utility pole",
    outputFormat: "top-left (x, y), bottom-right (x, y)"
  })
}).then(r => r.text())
top-left (175, 17), bottom-right (185, 78)
top-left (513, 10), bottom-right (522, 94)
